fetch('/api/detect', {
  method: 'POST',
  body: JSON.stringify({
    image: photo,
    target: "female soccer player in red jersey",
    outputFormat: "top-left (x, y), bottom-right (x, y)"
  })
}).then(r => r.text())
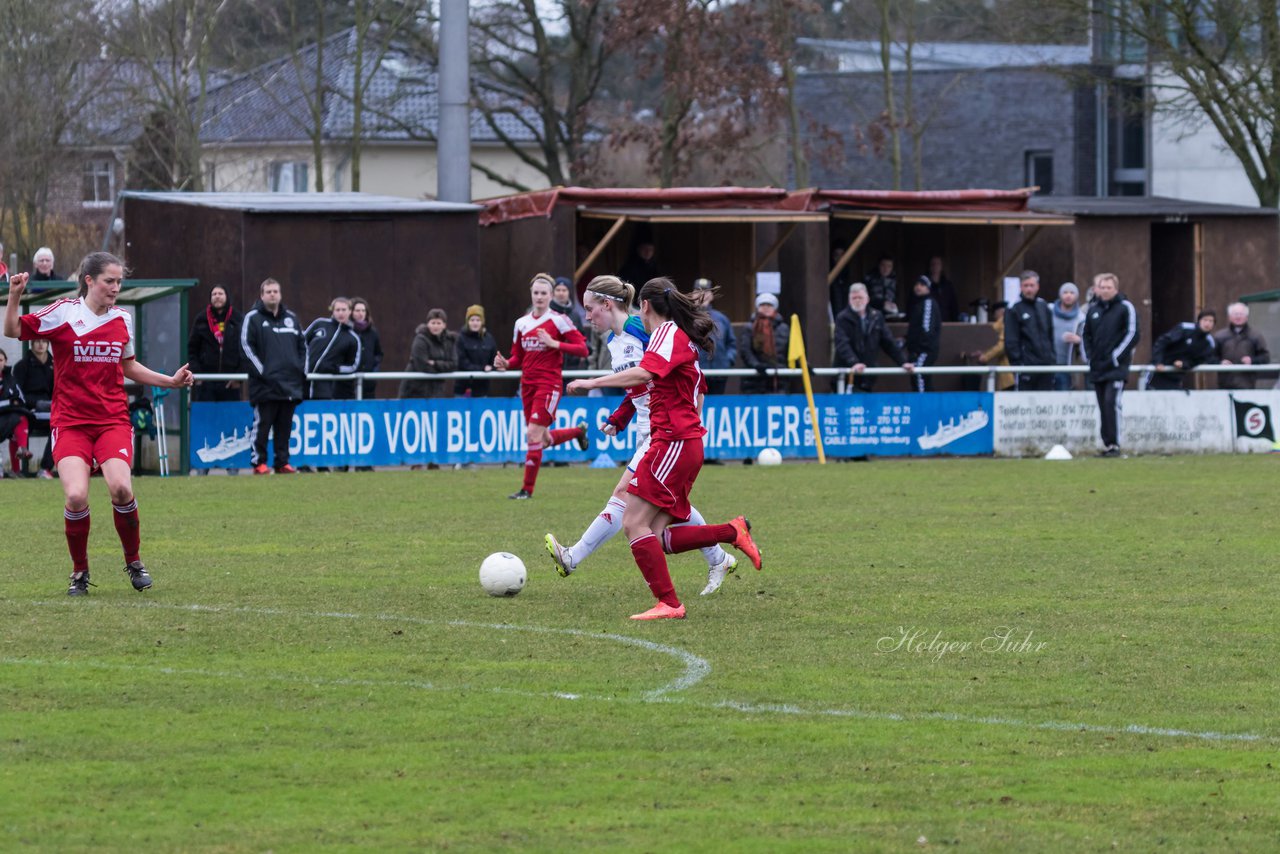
top-left (493, 272), bottom-right (590, 499)
top-left (3, 254), bottom-right (194, 596)
top-left (545, 275), bottom-right (737, 594)
top-left (567, 278), bottom-right (762, 620)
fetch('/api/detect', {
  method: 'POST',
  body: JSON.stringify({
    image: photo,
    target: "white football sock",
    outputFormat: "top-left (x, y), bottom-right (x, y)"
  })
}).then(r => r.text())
top-left (569, 497), bottom-right (626, 568)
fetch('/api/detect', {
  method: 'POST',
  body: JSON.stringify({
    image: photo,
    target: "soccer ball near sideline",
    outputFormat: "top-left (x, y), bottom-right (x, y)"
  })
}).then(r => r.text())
top-left (757, 447), bottom-right (783, 466)
top-left (479, 552), bottom-right (527, 597)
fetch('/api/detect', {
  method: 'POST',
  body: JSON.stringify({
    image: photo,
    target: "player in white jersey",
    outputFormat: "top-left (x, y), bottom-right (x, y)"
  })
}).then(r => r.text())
top-left (544, 275), bottom-right (737, 595)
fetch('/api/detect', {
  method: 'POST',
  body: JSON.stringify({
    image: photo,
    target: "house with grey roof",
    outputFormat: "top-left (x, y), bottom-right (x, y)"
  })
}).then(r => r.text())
top-left (197, 28), bottom-right (548, 199)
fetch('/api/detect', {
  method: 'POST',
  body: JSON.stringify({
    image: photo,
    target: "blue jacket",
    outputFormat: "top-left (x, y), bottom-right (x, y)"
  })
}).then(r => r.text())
top-left (697, 307), bottom-right (736, 369)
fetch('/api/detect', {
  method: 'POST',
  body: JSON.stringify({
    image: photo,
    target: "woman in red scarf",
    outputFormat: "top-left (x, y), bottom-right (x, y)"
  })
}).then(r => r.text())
top-left (187, 284), bottom-right (243, 401)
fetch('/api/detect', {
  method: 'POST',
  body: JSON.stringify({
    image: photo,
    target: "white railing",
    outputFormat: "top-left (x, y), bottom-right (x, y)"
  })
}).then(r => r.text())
top-left (193, 363), bottom-right (1280, 398)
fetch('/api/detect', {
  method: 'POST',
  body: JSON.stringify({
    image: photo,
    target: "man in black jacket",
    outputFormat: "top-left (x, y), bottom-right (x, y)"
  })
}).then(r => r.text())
top-left (241, 278), bottom-right (306, 474)
top-left (905, 275), bottom-right (941, 392)
top-left (833, 283), bottom-right (913, 392)
top-left (188, 284), bottom-right (242, 402)
top-left (1082, 273), bottom-right (1140, 457)
top-left (1004, 270), bottom-right (1056, 391)
top-left (1146, 310), bottom-right (1215, 390)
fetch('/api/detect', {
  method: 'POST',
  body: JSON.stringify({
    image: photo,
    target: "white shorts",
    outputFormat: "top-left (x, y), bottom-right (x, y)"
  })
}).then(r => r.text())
top-left (627, 434), bottom-right (651, 473)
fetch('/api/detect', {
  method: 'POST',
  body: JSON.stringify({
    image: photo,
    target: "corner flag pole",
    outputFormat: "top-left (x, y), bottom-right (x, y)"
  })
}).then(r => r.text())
top-left (787, 314), bottom-right (826, 464)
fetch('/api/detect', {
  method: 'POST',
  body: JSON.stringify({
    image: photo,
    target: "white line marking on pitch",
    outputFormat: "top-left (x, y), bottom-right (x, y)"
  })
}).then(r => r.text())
top-left (27, 600), bottom-right (710, 701)
top-left (14, 600), bottom-right (1273, 745)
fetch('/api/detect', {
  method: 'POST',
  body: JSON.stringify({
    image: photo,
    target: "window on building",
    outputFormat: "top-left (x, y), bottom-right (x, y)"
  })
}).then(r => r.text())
top-left (1025, 151), bottom-right (1054, 195)
top-left (269, 161), bottom-right (309, 192)
top-left (204, 161), bottom-right (217, 192)
top-left (82, 159), bottom-right (115, 206)
top-left (1109, 80), bottom-right (1147, 195)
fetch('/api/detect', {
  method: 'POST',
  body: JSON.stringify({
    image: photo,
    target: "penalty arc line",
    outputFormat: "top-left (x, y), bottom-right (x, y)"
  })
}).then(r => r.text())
top-left (27, 599), bottom-right (710, 701)
top-left (16, 600), bottom-right (1274, 745)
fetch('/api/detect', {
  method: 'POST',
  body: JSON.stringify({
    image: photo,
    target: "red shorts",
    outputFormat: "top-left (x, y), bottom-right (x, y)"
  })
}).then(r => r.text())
top-left (51, 424), bottom-right (134, 469)
top-left (627, 437), bottom-right (703, 523)
top-left (522, 384), bottom-right (561, 427)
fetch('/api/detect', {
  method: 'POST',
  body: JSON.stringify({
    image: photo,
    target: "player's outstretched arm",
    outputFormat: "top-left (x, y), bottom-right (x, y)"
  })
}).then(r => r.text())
top-left (568, 365), bottom-right (652, 394)
top-left (4, 274), bottom-right (29, 338)
top-left (124, 360), bottom-right (195, 389)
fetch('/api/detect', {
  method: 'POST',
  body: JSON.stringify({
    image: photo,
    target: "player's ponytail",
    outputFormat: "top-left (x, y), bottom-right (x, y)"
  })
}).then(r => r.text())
top-left (76, 251), bottom-right (127, 297)
top-left (585, 275), bottom-right (635, 312)
top-left (638, 277), bottom-right (716, 356)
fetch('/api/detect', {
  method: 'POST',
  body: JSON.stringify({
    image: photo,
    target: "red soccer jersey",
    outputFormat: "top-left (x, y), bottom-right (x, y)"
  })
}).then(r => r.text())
top-left (639, 321), bottom-right (706, 441)
top-left (506, 310), bottom-right (588, 390)
top-left (20, 298), bottom-right (136, 429)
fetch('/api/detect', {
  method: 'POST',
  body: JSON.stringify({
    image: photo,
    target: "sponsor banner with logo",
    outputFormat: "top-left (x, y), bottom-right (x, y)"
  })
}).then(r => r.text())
top-left (990, 390), bottom-right (1280, 456)
top-left (190, 393), bottom-right (997, 467)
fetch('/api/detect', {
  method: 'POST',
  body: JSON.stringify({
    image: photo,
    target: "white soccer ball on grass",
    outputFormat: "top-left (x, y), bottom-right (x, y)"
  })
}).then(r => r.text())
top-left (479, 552), bottom-right (527, 597)
top-left (756, 447), bottom-right (783, 466)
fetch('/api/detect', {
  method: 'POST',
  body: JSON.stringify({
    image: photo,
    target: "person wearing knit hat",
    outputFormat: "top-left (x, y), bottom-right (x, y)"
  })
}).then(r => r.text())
top-left (1050, 282), bottom-right (1083, 390)
top-left (455, 303), bottom-right (497, 398)
top-left (905, 275), bottom-right (940, 391)
top-left (743, 292), bottom-right (788, 393)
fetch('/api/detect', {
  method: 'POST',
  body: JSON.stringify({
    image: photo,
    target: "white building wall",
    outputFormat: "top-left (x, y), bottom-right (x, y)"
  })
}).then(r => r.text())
top-left (1148, 71), bottom-right (1261, 206)
top-left (201, 142), bottom-right (549, 200)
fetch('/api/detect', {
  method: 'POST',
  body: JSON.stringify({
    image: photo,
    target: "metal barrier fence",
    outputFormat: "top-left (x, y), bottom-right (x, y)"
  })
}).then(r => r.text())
top-left (195, 363), bottom-right (1280, 398)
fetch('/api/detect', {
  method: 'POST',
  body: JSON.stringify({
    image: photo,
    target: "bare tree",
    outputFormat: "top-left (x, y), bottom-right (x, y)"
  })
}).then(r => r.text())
top-left (1093, 0), bottom-right (1280, 206)
top-left (607, 0), bottom-right (810, 188)
top-left (468, 0), bottom-right (612, 189)
top-left (107, 0), bottom-right (233, 191)
top-left (0, 0), bottom-right (105, 261)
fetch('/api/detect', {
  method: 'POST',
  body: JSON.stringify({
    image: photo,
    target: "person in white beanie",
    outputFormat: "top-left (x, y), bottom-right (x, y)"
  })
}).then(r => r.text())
top-left (742, 292), bottom-right (789, 394)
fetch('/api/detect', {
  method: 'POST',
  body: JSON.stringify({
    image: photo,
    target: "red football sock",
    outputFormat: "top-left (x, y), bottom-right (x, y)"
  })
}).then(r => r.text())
top-left (521, 443), bottom-right (543, 494)
top-left (9, 419), bottom-right (30, 470)
top-left (663, 523), bottom-right (736, 554)
top-left (64, 506), bottom-right (91, 573)
top-left (630, 533), bottom-right (680, 608)
top-left (548, 425), bottom-right (583, 447)
top-left (113, 499), bottom-right (141, 564)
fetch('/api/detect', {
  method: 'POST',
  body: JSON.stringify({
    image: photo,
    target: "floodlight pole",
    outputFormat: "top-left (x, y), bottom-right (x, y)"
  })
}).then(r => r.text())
top-left (438, 0), bottom-right (471, 203)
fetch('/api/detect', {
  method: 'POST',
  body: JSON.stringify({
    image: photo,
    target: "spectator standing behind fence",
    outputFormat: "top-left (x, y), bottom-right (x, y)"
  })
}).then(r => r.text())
top-left (834, 283), bottom-right (912, 392)
top-left (1082, 273), bottom-right (1139, 457)
top-left (1005, 270), bottom-right (1056, 391)
top-left (1146, 311), bottom-right (1216, 390)
top-left (31, 247), bottom-right (59, 282)
top-left (400, 308), bottom-right (457, 399)
top-left (0, 349), bottom-right (34, 477)
top-left (742, 292), bottom-right (789, 394)
top-left (862, 254), bottom-right (899, 317)
top-left (692, 277), bottom-right (736, 395)
top-left (15, 338), bottom-right (55, 477)
top-left (349, 298), bottom-right (383, 400)
top-left (1214, 302), bottom-right (1269, 390)
top-left (455, 305), bottom-right (497, 398)
top-left (975, 301), bottom-right (1014, 391)
top-left (188, 284), bottom-right (242, 403)
top-left (1050, 282), bottom-right (1082, 391)
top-left (906, 276), bottom-right (940, 392)
top-left (551, 277), bottom-right (589, 375)
top-left (242, 277), bottom-right (305, 475)
top-left (304, 297), bottom-right (362, 401)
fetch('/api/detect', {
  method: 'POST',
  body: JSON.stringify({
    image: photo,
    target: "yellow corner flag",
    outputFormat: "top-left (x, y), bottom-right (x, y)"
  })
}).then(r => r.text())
top-left (788, 314), bottom-right (826, 464)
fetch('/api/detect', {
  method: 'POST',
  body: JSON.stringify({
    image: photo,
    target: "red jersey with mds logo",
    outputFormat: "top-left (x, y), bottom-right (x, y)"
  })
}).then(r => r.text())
top-left (20, 298), bottom-right (136, 428)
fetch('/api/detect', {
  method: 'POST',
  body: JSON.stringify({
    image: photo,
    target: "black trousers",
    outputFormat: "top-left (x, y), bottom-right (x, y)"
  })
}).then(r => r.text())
top-left (1016, 372), bottom-right (1054, 391)
top-left (1094, 380), bottom-right (1124, 448)
top-left (250, 400), bottom-right (298, 468)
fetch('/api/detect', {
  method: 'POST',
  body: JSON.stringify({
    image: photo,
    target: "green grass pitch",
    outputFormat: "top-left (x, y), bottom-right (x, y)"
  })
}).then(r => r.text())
top-left (2, 456), bottom-right (1277, 851)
